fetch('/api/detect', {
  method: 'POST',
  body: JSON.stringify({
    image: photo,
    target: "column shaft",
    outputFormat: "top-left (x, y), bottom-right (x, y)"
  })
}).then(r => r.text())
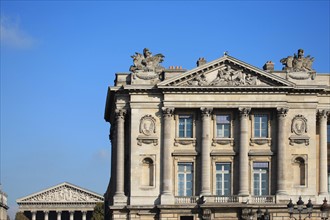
top-left (57, 211), bottom-right (61, 220)
top-left (200, 108), bottom-right (212, 196)
top-left (44, 211), bottom-right (49, 220)
top-left (32, 212), bottom-right (36, 220)
top-left (161, 107), bottom-right (175, 204)
top-left (69, 211), bottom-right (74, 220)
top-left (238, 108), bottom-right (250, 196)
top-left (114, 109), bottom-right (126, 197)
top-left (319, 110), bottom-right (329, 195)
top-left (276, 108), bottom-right (288, 195)
top-left (82, 211), bottom-right (87, 220)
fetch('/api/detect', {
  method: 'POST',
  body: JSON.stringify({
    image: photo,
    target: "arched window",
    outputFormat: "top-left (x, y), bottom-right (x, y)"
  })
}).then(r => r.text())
top-left (294, 157), bottom-right (306, 186)
top-left (141, 158), bottom-right (154, 186)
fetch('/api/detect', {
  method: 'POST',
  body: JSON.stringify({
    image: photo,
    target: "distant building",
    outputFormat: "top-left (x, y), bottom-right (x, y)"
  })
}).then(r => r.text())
top-left (104, 48), bottom-right (330, 220)
top-left (0, 189), bottom-right (9, 220)
top-left (16, 182), bottom-right (103, 220)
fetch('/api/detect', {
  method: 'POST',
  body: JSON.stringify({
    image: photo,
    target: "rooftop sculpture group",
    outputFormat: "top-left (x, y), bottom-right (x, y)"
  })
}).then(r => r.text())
top-left (280, 49), bottom-right (315, 73)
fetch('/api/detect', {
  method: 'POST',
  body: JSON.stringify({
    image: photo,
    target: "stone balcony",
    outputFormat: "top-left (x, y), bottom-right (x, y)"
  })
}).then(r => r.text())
top-left (175, 195), bottom-right (276, 204)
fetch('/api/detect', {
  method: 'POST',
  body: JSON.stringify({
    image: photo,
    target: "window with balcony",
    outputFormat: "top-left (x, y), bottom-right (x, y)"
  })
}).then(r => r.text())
top-left (215, 162), bottom-right (231, 196)
top-left (253, 162), bottom-right (269, 195)
top-left (179, 115), bottom-right (193, 138)
top-left (254, 114), bottom-right (268, 138)
top-left (177, 162), bottom-right (193, 196)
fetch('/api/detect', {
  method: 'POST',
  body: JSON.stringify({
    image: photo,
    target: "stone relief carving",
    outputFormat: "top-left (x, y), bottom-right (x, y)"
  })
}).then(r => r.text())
top-left (183, 66), bottom-right (263, 86)
top-left (289, 115), bottom-right (309, 146)
top-left (139, 115), bottom-right (156, 136)
top-left (130, 48), bottom-right (165, 81)
top-left (280, 49), bottom-right (316, 80)
top-left (137, 115), bottom-right (158, 146)
top-left (22, 185), bottom-right (102, 202)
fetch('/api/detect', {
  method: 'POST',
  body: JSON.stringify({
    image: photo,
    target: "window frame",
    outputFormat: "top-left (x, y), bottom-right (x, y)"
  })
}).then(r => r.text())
top-left (212, 112), bottom-right (234, 146)
top-left (215, 162), bottom-right (232, 196)
top-left (176, 162), bottom-right (194, 197)
top-left (174, 111), bottom-right (196, 146)
top-left (252, 161), bottom-right (270, 196)
top-left (250, 112), bottom-right (272, 146)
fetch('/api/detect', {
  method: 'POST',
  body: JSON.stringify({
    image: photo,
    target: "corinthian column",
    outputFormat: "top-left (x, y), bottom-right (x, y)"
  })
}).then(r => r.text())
top-left (238, 108), bottom-right (251, 196)
top-left (57, 211), bottom-right (61, 220)
top-left (113, 109), bottom-right (127, 204)
top-left (160, 107), bottom-right (175, 204)
top-left (69, 211), bottom-right (74, 220)
top-left (200, 107), bottom-right (213, 196)
top-left (318, 109), bottom-right (329, 195)
top-left (276, 107), bottom-right (289, 195)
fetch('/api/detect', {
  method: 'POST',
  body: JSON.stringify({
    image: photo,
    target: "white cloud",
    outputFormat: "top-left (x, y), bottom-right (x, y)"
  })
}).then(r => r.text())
top-left (0, 15), bottom-right (35, 49)
top-left (94, 148), bottom-right (110, 162)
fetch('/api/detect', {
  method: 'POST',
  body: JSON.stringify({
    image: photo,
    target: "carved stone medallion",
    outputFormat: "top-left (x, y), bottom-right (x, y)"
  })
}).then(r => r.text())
top-left (289, 115), bottom-right (309, 146)
top-left (139, 115), bottom-right (156, 136)
top-left (137, 115), bottom-right (158, 146)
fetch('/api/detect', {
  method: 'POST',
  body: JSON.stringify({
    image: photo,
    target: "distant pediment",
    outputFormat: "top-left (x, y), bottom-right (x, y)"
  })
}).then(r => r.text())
top-left (17, 182), bottom-right (103, 204)
top-left (158, 55), bottom-right (295, 89)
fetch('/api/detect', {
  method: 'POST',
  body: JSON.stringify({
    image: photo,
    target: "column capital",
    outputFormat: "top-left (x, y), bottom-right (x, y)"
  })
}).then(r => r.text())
top-left (200, 107), bottom-right (213, 118)
top-left (44, 210), bottom-right (49, 214)
top-left (277, 107), bottom-right (289, 117)
top-left (162, 107), bottom-right (174, 117)
top-left (318, 109), bottom-right (329, 119)
top-left (115, 109), bottom-right (126, 119)
top-left (239, 107), bottom-right (251, 118)
top-left (56, 211), bottom-right (62, 214)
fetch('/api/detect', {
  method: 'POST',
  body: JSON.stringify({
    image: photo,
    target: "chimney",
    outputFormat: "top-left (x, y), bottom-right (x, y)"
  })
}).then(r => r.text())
top-left (197, 57), bottom-right (207, 67)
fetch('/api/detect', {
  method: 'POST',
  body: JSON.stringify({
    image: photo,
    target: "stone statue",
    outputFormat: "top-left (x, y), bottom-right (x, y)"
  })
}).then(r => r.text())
top-left (129, 48), bottom-right (165, 74)
top-left (280, 49), bottom-right (315, 72)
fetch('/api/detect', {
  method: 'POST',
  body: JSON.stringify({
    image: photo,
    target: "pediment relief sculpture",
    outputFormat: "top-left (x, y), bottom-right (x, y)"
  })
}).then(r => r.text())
top-left (130, 48), bottom-right (165, 81)
top-left (181, 65), bottom-right (266, 87)
top-left (289, 115), bottom-right (309, 146)
top-left (19, 184), bottom-right (103, 203)
top-left (280, 49), bottom-right (316, 80)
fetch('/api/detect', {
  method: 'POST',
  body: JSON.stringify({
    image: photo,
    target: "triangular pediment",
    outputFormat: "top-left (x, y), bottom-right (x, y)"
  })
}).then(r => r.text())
top-left (17, 182), bottom-right (103, 204)
top-left (158, 55), bottom-right (295, 89)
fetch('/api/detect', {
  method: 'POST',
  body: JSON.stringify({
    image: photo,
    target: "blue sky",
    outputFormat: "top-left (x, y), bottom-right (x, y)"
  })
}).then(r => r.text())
top-left (1, 1), bottom-right (329, 218)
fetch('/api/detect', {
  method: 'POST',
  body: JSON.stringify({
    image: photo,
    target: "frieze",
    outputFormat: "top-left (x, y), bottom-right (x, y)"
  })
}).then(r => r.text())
top-left (289, 115), bottom-right (309, 146)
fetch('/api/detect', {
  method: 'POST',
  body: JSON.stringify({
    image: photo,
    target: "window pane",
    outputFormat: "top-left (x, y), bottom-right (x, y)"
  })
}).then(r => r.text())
top-left (216, 163), bottom-right (231, 196)
top-left (216, 115), bottom-right (231, 138)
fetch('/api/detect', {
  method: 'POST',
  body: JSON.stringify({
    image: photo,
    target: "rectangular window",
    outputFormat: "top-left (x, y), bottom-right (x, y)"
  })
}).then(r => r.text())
top-left (177, 162), bottom-right (193, 196)
top-left (216, 163), bottom-right (231, 196)
top-left (253, 162), bottom-right (269, 195)
top-left (179, 115), bottom-right (193, 138)
top-left (254, 114), bottom-right (268, 138)
top-left (216, 115), bottom-right (231, 138)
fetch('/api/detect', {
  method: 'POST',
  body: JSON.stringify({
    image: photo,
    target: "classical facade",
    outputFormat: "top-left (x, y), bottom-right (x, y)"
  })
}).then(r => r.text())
top-left (104, 49), bottom-right (330, 220)
top-left (0, 189), bottom-right (9, 220)
top-left (16, 182), bottom-right (103, 220)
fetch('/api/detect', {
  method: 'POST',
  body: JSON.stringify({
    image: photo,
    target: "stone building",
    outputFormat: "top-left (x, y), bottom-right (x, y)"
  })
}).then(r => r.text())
top-left (0, 189), bottom-right (9, 220)
top-left (16, 182), bottom-right (103, 220)
top-left (104, 48), bottom-right (330, 220)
